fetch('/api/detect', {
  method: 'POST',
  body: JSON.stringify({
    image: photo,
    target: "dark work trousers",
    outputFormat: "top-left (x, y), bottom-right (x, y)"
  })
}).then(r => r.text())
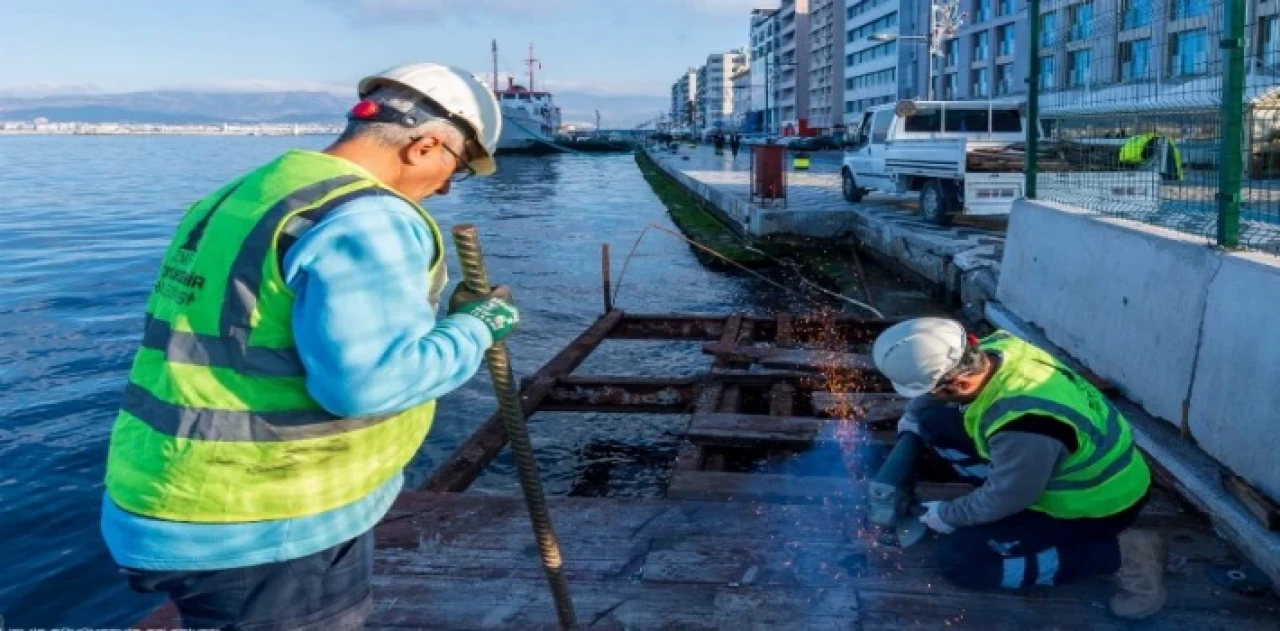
top-left (915, 404), bottom-right (1146, 590)
top-left (123, 530), bottom-right (374, 630)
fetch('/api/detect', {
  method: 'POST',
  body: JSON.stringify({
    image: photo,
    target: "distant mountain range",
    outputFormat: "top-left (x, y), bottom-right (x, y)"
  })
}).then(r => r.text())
top-left (0, 89), bottom-right (669, 128)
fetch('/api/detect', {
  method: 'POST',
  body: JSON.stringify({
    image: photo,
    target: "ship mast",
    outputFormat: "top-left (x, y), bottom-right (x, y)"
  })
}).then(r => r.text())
top-left (491, 40), bottom-right (499, 91)
top-left (525, 44), bottom-right (540, 93)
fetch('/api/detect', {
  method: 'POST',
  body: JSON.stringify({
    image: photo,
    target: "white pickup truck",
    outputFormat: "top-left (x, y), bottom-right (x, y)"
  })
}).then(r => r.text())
top-left (840, 100), bottom-right (1165, 225)
top-left (841, 100), bottom-right (1030, 225)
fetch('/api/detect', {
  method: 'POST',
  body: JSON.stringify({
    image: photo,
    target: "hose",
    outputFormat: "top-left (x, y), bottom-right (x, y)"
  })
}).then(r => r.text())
top-left (451, 225), bottom-right (579, 630)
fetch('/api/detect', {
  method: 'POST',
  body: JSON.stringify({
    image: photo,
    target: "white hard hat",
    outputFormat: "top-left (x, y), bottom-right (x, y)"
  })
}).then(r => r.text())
top-left (358, 63), bottom-right (502, 177)
top-left (872, 318), bottom-right (968, 398)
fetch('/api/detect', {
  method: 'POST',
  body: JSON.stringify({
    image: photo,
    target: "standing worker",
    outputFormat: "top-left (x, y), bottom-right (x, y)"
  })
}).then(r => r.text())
top-left (99, 63), bottom-right (519, 630)
top-left (713, 132), bottom-right (726, 156)
top-left (871, 318), bottom-right (1167, 620)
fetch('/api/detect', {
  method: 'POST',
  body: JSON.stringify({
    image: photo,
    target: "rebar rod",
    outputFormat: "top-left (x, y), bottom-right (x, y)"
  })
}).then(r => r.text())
top-left (451, 224), bottom-right (579, 630)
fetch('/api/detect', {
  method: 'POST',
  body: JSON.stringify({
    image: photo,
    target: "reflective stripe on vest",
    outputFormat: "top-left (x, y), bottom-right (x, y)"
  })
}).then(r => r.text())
top-left (964, 333), bottom-right (1150, 519)
top-left (106, 150), bottom-right (447, 522)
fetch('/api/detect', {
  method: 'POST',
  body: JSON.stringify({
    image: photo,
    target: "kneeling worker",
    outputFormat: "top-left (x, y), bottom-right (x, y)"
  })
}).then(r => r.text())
top-left (871, 318), bottom-right (1167, 620)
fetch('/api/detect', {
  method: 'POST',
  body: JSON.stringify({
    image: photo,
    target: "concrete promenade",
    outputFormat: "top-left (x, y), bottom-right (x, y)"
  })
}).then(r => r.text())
top-left (643, 144), bottom-right (1006, 315)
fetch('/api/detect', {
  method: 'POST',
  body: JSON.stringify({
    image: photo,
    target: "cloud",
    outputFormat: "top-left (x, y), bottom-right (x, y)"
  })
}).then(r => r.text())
top-left (0, 83), bottom-right (104, 97)
top-left (164, 79), bottom-right (351, 94)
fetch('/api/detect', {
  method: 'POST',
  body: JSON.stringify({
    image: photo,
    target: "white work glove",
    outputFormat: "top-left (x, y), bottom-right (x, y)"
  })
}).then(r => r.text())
top-left (920, 501), bottom-right (956, 534)
top-left (897, 413), bottom-right (920, 436)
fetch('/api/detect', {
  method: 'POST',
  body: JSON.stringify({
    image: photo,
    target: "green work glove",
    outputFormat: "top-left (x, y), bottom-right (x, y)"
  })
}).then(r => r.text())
top-left (448, 283), bottom-right (514, 314)
top-left (448, 284), bottom-right (518, 343)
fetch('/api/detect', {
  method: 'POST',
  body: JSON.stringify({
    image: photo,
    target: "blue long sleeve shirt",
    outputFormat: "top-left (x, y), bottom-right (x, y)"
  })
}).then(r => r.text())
top-left (102, 181), bottom-right (492, 571)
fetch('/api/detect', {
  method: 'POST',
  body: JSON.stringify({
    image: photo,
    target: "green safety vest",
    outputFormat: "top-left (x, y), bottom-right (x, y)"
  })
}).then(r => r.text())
top-left (1120, 133), bottom-right (1184, 180)
top-left (105, 150), bottom-right (448, 523)
top-left (963, 333), bottom-right (1151, 519)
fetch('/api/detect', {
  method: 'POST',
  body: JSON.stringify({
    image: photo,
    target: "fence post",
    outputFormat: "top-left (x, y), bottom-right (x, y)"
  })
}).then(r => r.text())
top-left (1025, 0), bottom-right (1040, 199)
top-left (1217, 0), bottom-right (1247, 248)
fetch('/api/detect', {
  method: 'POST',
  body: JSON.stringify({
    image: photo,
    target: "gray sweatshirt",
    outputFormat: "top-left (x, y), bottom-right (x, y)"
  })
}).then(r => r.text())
top-left (939, 429), bottom-right (1069, 528)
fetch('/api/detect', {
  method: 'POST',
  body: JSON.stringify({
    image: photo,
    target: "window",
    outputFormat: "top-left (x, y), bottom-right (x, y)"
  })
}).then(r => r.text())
top-left (945, 109), bottom-right (989, 132)
top-left (945, 38), bottom-right (960, 66)
top-left (991, 109), bottom-right (1022, 132)
top-left (1119, 38), bottom-right (1151, 81)
top-left (905, 108), bottom-right (942, 132)
top-left (1068, 2), bottom-right (1093, 42)
top-left (996, 63), bottom-right (1015, 94)
top-left (1121, 0), bottom-right (1152, 29)
top-left (848, 12), bottom-right (899, 41)
top-left (870, 110), bottom-right (894, 143)
top-left (1040, 12), bottom-right (1057, 48)
top-left (943, 73), bottom-right (959, 98)
top-left (974, 32), bottom-right (990, 61)
top-left (998, 0), bottom-right (1015, 16)
top-left (1262, 16), bottom-right (1280, 68)
top-left (1169, 0), bottom-right (1207, 20)
top-left (1068, 49), bottom-right (1091, 86)
top-left (999, 24), bottom-right (1016, 57)
top-left (971, 67), bottom-right (990, 97)
top-left (1169, 29), bottom-right (1208, 76)
top-left (974, 0), bottom-right (991, 22)
top-left (1040, 55), bottom-right (1057, 89)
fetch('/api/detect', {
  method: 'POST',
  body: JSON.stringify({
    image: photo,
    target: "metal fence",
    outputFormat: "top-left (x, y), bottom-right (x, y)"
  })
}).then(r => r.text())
top-left (1024, 0), bottom-right (1280, 253)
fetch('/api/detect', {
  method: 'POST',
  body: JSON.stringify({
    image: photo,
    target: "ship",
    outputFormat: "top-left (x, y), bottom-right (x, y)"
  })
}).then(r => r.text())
top-left (491, 41), bottom-right (562, 155)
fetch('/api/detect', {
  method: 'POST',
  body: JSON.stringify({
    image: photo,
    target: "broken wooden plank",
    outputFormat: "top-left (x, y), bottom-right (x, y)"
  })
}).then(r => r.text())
top-left (538, 375), bottom-right (697, 413)
top-left (810, 392), bottom-right (908, 420)
top-left (775, 313), bottom-right (794, 348)
top-left (769, 383), bottom-right (796, 417)
top-left (423, 310), bottom-right (623, 492)
top-left (702, 345), bottom-right (878, 374)
top-left (687, 413), bottom-right (895, 449)
top-left (679, 315), bottom-right (744, 474)
top-left (1224, 472), bottom-right (1280, 531)
top-left (665, 471), bottom-right (970, 505)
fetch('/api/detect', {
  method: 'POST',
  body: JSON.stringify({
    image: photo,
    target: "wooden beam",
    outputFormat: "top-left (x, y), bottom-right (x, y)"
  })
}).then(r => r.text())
top-left (611, 312), bottom-right (898, 343)
top-left (666, 471), bottom-right (972, 505)
top-left (538, 375), bottom-right (698, 413)
top-left (688, 413), bottom-right (896, 449)
top-left (811, 392), bottom-right (908, 420)
top-left (1224, 472), bottom-right (1280, 531)
top-left (423, 310), bottom-right (624, 492)
top-left (675, 315), bottom-right (744, 474)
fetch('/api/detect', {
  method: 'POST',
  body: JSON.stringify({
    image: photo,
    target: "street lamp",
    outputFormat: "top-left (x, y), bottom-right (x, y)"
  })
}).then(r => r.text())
top-left (765, 59), bottom-right (800, 135)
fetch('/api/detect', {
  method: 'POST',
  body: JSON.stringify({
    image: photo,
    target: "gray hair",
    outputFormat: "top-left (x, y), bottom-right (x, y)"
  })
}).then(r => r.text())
top-left (336, 84), bottom-right (463, 148)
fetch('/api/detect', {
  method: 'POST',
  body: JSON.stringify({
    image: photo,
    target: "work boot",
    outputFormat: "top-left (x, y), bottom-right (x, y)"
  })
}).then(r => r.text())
top-left (1111, 529), bottom-right (1167, 620)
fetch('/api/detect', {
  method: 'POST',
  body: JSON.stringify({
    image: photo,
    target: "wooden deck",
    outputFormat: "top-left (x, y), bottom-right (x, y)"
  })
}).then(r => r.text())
top-left (373, 490), bottom-right (1278, 629)
top-left (132, 312), bottom-right (1280, 629)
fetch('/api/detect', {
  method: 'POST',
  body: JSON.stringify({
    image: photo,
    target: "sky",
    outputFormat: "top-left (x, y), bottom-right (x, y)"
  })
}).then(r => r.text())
top-left (0, 0), bottom-right (778, 97)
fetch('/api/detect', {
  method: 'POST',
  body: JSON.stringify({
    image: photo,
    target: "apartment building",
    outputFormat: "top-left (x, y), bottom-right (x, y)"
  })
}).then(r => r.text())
top-left (809, 0), bottom-right (848, 132)
top-left (776, 0), bottom-right (813, 132)
top-left (922, 0), bottom-right (1278, 102)
top-left (843, 0), bottom-right (911, 115)
top-left (699, 50), bottom-right (750, 133)
top-left (1037, 0), bottom-right (1279, 95)
top-left (670, 68), bottom-right (699, 129)
top-left (732, 68), bottom-right (754, 130)
top-left (750, 8), bottom-right (780, 132)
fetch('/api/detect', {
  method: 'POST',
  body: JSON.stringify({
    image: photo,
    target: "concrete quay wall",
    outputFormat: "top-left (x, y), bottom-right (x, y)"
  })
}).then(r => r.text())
top-left (999, 199), bottom-right (1280, 505)
top-left (641, 146), bottom-right (1005, 316)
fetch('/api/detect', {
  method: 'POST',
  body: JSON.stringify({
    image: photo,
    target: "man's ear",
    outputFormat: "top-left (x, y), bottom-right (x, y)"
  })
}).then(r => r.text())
top-left (403, 134), bottom-right (440, 166)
